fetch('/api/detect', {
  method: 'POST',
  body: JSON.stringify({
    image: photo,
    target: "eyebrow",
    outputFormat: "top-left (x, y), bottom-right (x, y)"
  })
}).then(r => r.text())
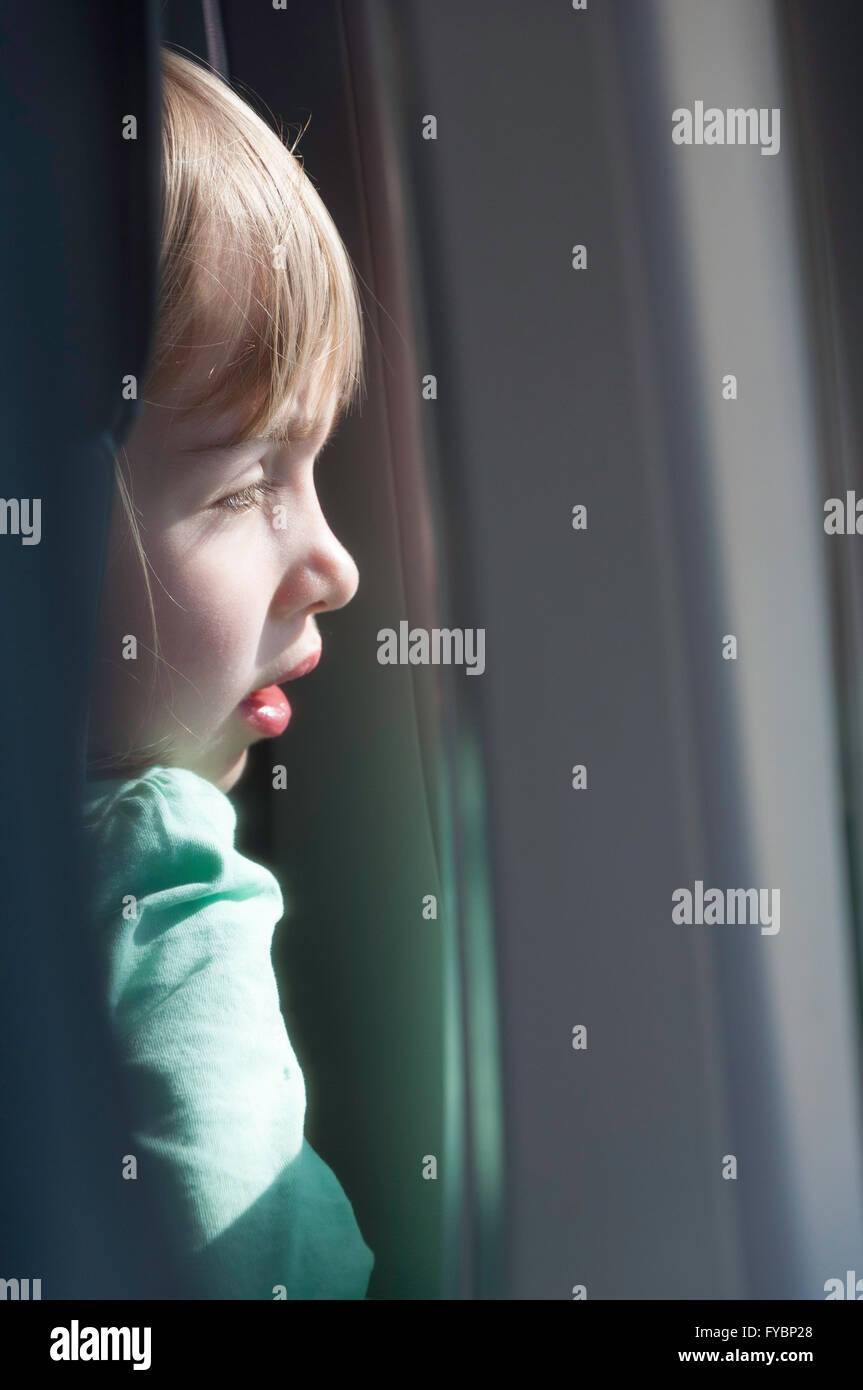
top-left (180, 411), bottom-right (340, 458)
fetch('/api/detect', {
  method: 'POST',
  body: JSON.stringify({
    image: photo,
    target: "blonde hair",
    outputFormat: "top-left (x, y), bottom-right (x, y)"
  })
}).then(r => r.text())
top-left (147, 48), bottom-right (365, 436)
top-left (91, 47), bottom-right (366, 775)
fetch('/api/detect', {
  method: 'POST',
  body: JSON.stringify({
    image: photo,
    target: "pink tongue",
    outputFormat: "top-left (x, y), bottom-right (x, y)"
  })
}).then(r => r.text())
top-left (239, 684), bottom-right (292, 737)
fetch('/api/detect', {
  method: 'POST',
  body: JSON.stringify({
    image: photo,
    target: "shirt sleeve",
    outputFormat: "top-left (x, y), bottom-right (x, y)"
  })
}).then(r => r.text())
top-left (82, 765), bottom-right (374, 1300)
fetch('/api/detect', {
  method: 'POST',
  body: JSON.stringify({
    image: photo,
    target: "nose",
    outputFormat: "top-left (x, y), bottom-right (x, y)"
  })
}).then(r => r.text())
top-left (270, 507), bottom-right (359, 621)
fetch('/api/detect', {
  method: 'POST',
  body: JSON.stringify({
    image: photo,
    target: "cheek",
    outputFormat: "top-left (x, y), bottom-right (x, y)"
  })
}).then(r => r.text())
top-left (91, 512), bottom-right (280, 757)
top-left (146, 532), bottom-right (274, 693)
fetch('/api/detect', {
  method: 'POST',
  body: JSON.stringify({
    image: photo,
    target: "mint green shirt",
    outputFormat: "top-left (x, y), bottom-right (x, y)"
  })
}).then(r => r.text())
top-left (82, 765), bottom-right (374, 1299)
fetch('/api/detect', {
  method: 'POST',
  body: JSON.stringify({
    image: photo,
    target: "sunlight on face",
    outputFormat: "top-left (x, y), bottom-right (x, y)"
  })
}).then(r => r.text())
top-left (88, 350), bottom-right (359, 792)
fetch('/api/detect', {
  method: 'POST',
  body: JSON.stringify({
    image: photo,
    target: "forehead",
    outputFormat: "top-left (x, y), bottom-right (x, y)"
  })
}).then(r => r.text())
top-left (142, 339), bottom-right (338, 455)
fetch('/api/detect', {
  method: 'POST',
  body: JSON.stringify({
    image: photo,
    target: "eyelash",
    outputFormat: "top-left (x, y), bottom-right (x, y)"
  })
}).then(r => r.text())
top-left (216, 479), bottom-right (278, 513)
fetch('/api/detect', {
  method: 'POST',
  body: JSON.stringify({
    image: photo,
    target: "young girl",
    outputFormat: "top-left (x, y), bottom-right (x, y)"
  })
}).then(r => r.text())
top-left (83, 48), bottom-right (374, 1299)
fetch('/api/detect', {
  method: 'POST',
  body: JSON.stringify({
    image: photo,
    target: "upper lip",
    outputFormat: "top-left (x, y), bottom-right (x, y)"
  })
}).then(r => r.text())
top-left (271, 643), bottom-right (322, 685)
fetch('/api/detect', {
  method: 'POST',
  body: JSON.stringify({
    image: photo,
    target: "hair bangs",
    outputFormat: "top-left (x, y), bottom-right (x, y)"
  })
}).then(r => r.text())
top-left (144, 49), bottom-right (366, 447)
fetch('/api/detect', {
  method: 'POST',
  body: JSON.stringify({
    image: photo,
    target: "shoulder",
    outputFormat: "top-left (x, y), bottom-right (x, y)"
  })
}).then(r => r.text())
top-left (82, 764), bottom-right (284, 936)
top-left (83, 765), bottom-right (237, 851)
top-left (82, 766), bottom-right (286, 1034)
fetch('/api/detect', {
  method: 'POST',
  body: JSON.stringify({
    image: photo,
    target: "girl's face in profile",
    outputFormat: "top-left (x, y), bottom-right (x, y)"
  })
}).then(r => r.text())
top-left (88, 338), bottom-right (359, 792)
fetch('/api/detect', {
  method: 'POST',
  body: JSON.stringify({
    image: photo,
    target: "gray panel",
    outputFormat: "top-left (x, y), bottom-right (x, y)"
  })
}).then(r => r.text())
top-left (390, 0), bottom-right (863, 1298)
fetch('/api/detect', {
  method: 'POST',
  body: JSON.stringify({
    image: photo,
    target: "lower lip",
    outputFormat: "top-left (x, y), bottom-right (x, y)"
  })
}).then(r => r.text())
top-left (237, 684), bottom-right (292, 737)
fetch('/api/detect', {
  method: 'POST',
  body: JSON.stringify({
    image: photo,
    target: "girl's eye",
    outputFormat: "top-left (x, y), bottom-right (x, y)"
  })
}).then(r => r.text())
top-left (216, 479), bottom-right (275, 513)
